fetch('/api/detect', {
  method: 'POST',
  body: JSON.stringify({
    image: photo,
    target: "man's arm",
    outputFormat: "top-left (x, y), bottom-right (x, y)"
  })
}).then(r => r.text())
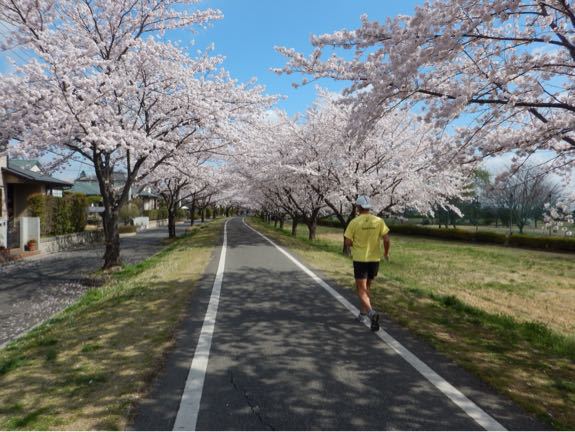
top-left (344, 236), bottom-right (353, 248)
top-left (383, 234), bottom-right (390, 260)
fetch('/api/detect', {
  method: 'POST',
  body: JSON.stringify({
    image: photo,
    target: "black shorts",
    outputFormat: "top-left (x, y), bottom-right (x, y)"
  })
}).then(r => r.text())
top-left (353, 261), bottom-right (380, 280)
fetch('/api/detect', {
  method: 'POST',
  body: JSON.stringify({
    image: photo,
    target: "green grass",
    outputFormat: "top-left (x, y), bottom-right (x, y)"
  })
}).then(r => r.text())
top-left (250, 218), bottom-right (575, 430)
top-left (0, 219), bottom-right (223, 430)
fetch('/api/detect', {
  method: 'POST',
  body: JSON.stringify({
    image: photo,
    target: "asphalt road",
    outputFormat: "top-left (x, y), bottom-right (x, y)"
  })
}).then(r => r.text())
top-left (0, 222), bottom-right (191, 348)
top-left (131, 218), bottom-right (547, 431)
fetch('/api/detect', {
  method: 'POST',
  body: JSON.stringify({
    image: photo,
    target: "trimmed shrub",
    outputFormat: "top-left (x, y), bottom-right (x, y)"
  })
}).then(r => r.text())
top-left (388, 224), bottom-right (575, 253)
top-left (118, 225), bottom-right (137, 234)
top-left (318, 219), bottom-right (345, 229)
top-left (69, 193), bottom-right (88, 233)
top-left (508, 234), bottom-right (575, 252)
top-left (27, 193), bottom-right (89, 236)
top-left (119, 203), bottom-right (140, 225)
top-left (52, 197), bottom-right (72, 235)
top-left (144, 207), bottom-right (168, 221)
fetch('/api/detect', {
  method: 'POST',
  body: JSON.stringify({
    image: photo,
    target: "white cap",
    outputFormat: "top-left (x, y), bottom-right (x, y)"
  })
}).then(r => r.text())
top-left (355, 195), bottom-right (372, 209)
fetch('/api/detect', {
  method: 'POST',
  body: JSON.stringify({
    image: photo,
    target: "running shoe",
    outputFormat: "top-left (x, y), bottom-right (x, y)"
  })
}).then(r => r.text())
top-left (370, 312), bottom-right (380, 331)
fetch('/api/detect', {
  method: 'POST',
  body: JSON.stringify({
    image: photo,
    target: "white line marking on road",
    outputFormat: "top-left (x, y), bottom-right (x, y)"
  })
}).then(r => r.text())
top-left (242, 219), bottom-right (506, 431)
top-left (173, 219), bottom-right (229, 431)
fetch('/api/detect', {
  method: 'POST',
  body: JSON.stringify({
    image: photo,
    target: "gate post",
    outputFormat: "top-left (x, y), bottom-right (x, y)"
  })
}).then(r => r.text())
top-left (0, 218), bottom-right (7, 248)
top-left (20, 217), bottom-right (41, 251)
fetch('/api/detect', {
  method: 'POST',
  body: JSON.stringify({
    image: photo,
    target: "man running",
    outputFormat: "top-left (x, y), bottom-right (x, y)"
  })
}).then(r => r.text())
top-left (344, 196), bottom-right (391, 331)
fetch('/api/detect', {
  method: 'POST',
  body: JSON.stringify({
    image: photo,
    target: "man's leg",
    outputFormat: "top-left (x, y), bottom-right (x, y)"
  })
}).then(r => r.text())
top-left (355, 278), bottom-right (373, 314)
top-left (365, 263), bottom-right (380, 331)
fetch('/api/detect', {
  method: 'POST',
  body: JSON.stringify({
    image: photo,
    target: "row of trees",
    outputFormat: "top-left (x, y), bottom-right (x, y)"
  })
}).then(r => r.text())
top-left (3, 0), bottom-right (575, 266)
top-left (229, 92), bottom-right (471, 251)
top-left (429, 166), bottom-right (569, 234)
top-left (0, 0), bottom-right (273, 268)
top-left (276, 0), bottom-right (575, 174)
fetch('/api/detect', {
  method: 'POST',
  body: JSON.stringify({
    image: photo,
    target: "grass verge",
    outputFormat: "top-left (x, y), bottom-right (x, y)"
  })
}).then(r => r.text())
top-left (248, 218), bottom-right (575, 430)
top-left (0, 219), bottom-right (223, 430)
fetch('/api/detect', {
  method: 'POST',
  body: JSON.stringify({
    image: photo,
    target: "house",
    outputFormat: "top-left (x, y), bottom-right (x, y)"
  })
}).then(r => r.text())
top-left (0, 153), bottom-right (72, 248)
top-left (71, 171), bottom-right (159, 211)
top-left (138, 187), bottom-right (160, 211)
top-left (0, 155), bottom-right (72, 219)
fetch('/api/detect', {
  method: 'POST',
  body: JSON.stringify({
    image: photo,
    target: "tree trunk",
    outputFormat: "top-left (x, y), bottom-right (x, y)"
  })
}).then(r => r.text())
top-left (291, 218), bottom-right (298, 237)
top-left (307, 221), bottom-right (317, 240)
top-left (274, 217), bottom-right (278, 228)
top-left (168, 209), bottom-right (177, 238)
top-left (279, 217), bottom-right (284, 229)
top-left (102, 207), bottom-right (121, 269)
top-left (201, 208), bottom-right (205, 223)
top-left (190, 200), bottom-right (196, 226)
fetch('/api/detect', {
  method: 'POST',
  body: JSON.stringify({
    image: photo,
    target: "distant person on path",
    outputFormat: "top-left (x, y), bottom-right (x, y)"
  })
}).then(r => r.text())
top-left (344, 196), bottom-right (390, 331)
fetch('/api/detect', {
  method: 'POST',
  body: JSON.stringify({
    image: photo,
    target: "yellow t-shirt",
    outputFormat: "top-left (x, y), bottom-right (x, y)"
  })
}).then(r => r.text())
top-left (344, 214), bottom-right (390, 262)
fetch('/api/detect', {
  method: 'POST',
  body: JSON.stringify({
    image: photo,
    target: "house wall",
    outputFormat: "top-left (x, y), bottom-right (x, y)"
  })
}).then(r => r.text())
top-left (143, 198), bottom-right (157, 211)
top-left (0, 154), bottom-right (6, 218)
top-left (13, 184), bottom-right (45, 218)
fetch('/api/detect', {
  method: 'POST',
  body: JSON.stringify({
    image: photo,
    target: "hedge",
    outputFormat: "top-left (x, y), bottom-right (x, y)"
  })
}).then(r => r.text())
top-left (388, 224), bottom-right (575, 253)
top-left (143, 208), bottom-right (168, 221)
top-left (28, 193), bottom-right (88, 236)
top-left (118, 225), bottom-right (137, 234)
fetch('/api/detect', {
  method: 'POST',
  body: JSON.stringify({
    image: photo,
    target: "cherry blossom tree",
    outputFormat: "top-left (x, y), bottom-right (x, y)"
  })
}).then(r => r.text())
top-left (232, 93), bottom-right (470, 246)
top-left (544, 196), bottom-right (575, 236)
top-left (0, 0), bottom-right (272, 267)
top-left (276, 0), bottom-right (575, 174)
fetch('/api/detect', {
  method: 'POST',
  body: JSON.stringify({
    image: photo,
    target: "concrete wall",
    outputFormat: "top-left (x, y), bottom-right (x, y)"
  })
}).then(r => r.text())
top-left (148, 218), bottom-right (169, 228)
top-left (40, 231), bottom-right (104, 254)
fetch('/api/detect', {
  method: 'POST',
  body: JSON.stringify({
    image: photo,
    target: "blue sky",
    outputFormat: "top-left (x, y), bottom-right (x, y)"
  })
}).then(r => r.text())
top-left (172, 0), bottom-right (423, 115)
top-left (1, 1), bottom-right (422, 114)
top-left (1, 0), bottom-right (570, 188)
top-left (0, 1), bottom-right (425, 179)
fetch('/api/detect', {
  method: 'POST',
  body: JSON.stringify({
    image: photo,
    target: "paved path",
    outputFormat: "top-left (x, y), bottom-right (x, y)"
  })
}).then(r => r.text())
top-left (0, 222), bottom-right (193, 347)
top-left (131, 218), bottom-right (547, 431)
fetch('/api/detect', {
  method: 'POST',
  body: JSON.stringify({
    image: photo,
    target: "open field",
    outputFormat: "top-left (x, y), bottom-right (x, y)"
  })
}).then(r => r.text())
top-left (389, 220), bottom-right (575, 238)
top-left (314, 225), bottom-right (575, 335)
top-left (0, 220), bottom-right (222, 430)
top-left (250, 218), bottom-right (575, 430)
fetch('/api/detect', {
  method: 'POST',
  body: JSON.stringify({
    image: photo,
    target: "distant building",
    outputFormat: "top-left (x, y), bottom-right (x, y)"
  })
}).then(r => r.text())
top-left (137, 187), bottom-right (160, 211)
top-left (71, 171), bottom-right (160, 211)
top-left (0, 153), bottom-right (71, 248)
top-left (0, 156), bottom-right (71, 220)
top-left (71, 170), bottom-right (129, 197)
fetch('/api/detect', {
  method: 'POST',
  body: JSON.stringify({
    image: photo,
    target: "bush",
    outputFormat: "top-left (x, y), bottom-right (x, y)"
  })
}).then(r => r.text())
top-left (118, 225), bottom-right (137, 234)
top-left (508, 234), bottom-right (575, 252)
top-left (27, 193), bottom-right (89, 236)
top-left (69, 193), bottom-right (88, 233)
top-left (318, 218), bottom-right (344, 229)
top-left (52, 197), bottom-right (72, 235)
top-left (144, 207), bottom-right (168, 221)
top-left (388, 224), bottom-right (575, 253)
top-left (119, 203), bottom-right (140, 225)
